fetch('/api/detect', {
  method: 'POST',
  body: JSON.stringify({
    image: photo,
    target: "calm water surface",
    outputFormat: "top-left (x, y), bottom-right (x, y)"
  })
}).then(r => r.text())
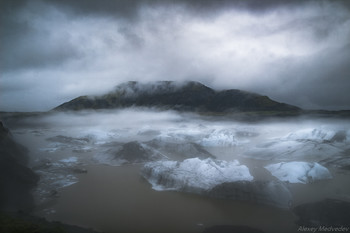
top-left (36, 164), bottom-right (299, 233)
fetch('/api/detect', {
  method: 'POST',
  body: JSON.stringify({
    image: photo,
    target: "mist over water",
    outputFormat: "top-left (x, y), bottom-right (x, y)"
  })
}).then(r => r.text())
top-left (5, 109), bottom-right (350, 233)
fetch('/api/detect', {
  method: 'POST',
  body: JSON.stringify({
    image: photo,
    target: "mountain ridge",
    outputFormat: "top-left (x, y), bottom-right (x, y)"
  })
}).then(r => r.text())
top-left (54, 81), bottom-right (301, 113)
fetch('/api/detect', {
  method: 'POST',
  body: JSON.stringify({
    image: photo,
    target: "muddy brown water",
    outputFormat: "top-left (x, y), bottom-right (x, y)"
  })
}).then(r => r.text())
top-left (32, 162), bottom-right (350, 233)
top-left (35, 164), bottom-right (299, 233)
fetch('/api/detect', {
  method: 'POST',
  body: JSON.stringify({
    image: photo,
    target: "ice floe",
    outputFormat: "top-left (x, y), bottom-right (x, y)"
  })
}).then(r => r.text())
top-left (142, 158), bottom-right (294, 208)
top-left (243, 127), bottom-right (346, 161)
top-left (41, 135), bottom-right (93, 153)
top-left (60, 157), bottom-right (78, 163)
top-left (142, 158), bottom-right (253, 192)
top-left (199, 129), bottom-right (239, 147)
top-left (284, 128), bottom-right (349, 143)
top-left (264, 161), bottom-right (332, 184)
top-left (145, 138), bottom-right (214, 160)
top-left (94, 141), bottom-right (166, 165)
top-left (320, 156), bottom-right (350, 170)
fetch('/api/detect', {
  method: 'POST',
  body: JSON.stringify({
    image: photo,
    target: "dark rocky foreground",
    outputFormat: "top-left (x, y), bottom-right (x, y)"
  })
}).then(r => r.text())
top-left (0, 121), bottom-right (100, 233)
top-left (0, 121), bottom-right (39, 212)
top-left (0, 212), bottom-right (100, 233)
top-left (293, 199), bottom-right (350, 227)
top-left (202, 225), bottom-right (266, 233)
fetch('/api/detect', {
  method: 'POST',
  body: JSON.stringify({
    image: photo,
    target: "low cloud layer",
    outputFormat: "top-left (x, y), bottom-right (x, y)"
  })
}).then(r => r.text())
top-left (1, 0), bottom-right (349, 111)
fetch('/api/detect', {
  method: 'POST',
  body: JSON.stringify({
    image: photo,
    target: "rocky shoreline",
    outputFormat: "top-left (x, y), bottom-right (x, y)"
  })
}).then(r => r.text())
top-left (0, 121), bottom-right (100, 233)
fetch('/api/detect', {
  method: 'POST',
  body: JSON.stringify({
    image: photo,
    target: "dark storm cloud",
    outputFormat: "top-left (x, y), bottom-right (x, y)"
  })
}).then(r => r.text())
top-left (253, 43), bottom-right (350, 110)
top-left (32, 0), bottom-right (350, 16)
top-left (1, 0), bottom-right (348, 71)
top-left (0, 0), bottom-right (83, 71)
top-left (0, 0), bottom-right (349, 111)
top-left (293, 45), bottom-right (350, 110)
top-left (5, 0), bottom-right (349, 22)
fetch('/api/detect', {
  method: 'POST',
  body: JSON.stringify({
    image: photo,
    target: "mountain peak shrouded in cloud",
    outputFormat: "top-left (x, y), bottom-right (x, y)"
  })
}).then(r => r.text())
top-left (111, 80), bottom-right (215, 97)
top-left (0, 0), bottom-right (349, 111)
top-left (54, 81), bottom-right (300, 113)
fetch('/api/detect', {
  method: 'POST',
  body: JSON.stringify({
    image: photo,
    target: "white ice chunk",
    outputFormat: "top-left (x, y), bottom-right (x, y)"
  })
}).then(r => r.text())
top-left (52, 174), bottom-right (78, 188)
top-left (244, 139), bottom-right (343, 161)
top-left (153, 133), bottom-right (190, 143)
top-left (199, 129), bottom-right (238, 147)
top-left (285, 128), bottom-right (337, 142)
top-left (142, 158), bottom-right (253, 192)
top-left (265, 161), bottom-right (332, 184)
top-left (59, 157), bottom-right (78, 163)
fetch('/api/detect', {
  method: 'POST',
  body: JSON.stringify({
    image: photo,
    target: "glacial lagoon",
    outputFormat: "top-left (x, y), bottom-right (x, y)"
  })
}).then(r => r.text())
top-left (5, 109), bottom-right (350, 233)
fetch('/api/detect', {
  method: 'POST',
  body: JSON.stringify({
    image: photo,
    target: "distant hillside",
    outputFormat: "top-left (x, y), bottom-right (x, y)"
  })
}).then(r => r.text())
top-left (54, 81), bottom-right (300, 113)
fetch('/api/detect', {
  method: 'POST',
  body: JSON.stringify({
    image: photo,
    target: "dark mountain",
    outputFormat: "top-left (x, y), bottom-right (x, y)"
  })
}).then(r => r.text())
top-left (54, 81), bottom-right (300, 113)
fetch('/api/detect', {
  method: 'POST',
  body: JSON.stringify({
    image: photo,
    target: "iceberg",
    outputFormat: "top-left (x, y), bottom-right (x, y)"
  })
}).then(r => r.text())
top-left (243, 127), bottom-right (349, 161)
top-left (46, 135), bottom-right (92, 145)
top-left (265, 161), bottom-right (332, 184)
top-left (244, 138), bottom-right (343, 161)
top-left (95, 141), bottom-right (165, 165)
top-left (152, 132), bottom-right (197, 144)
top-left (142, 158), bottom-right (253, 192)
top-left (244, 140), bottom-right (304, 160)
top-left (320, 156), bottom-right (350, 170)
top-left (285, 128), bottom-right (338, 142)
top-left (142, 158), bottom-right (293, 208)
top-left (199, 129), bottom-right (239, 147)
top-left (115, 141), bottom-right (163, 163)
top-left (59, 157), bottom-right (78, 163)
top-left (146, 138), bottom-right (214, 161)
top-left (42, 135), bottom-right (93, 153)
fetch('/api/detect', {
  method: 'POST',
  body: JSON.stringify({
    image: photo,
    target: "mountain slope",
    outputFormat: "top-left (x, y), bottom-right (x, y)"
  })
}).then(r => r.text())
top-left (54, 81), bottom-right (300, 112)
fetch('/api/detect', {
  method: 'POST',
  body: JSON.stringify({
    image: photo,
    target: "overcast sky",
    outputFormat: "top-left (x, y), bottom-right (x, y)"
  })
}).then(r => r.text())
top-left (1, 0), bottom-right (350, 111)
